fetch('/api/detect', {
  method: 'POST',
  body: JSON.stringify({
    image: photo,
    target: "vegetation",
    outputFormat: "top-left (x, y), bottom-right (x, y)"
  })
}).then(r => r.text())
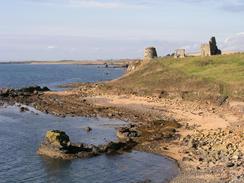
top-left (108, 53), bottom-right (244, 101)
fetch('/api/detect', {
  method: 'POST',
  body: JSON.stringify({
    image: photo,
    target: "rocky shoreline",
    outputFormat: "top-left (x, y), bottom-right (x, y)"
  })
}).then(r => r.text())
top-left (0, 85), bottom-right (243, 183)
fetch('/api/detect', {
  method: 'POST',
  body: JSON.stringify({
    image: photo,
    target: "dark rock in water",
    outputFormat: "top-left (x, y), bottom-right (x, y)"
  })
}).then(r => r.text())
top-left (0, 86), bottom-right (50, 100)
top-left (136, 179), bottom-right (152, 183)
top-left (17, 86), bottom-right (50, 93)
top-left (85, 127), bottom-right (92, 132)
top-left (105, 140), bottom-right (136, 153)
top-left (20, 106), bottom-right (29, 112)
top-left (116, 126), bottom-right (141, 140)
top-left (37, 130), bottom-right (137, 159)
top-left (37, 130), bottom-right (90, 159)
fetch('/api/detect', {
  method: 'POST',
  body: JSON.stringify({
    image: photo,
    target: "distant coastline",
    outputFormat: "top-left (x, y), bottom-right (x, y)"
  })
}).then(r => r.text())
top-left (0, 59), bottom-right (139, 67)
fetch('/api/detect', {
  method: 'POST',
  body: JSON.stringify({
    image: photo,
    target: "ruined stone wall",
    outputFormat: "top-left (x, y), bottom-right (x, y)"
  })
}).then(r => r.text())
top-left (201, 37), bottom-right (222, 57)
top-left (201, 44), bottom-right (211, 56)
top-left (174, 49), bottom-right (186, 58)
top-left (209, 37), bottom-right (222, 55)
top-left (144, 47), bottom-right (158, 61)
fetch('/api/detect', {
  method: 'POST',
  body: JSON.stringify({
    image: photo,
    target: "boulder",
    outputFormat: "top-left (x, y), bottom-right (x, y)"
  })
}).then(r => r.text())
top-left (85, 127), bottom-right (92, 132)
top-left (37, 130), bottom-right (95, 159)
top-left (37, 130), bottom-right (137, 159)
top-left (45, 130), bottom-right (71, 148)
top-left (116, 126), bottom-right (140, 140)
top-left (20, 106), bottom-right (30, 112)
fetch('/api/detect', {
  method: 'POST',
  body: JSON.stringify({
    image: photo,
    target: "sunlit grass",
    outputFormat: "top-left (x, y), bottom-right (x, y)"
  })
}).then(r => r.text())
top-left (110, 53), bottom-right (244, 100)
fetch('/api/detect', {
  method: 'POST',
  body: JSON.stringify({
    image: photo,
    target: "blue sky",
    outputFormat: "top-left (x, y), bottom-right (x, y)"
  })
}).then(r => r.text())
top-left (0, 0), bottom-right (244, 61)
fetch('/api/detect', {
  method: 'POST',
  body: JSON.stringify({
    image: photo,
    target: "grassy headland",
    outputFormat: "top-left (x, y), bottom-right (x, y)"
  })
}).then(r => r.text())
top-left (107, 53), bottom-right (244, 101)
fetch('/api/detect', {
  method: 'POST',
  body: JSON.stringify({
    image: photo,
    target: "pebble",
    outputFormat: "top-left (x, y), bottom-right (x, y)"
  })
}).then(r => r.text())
top-left (226, 162), bottom-right (235, 168)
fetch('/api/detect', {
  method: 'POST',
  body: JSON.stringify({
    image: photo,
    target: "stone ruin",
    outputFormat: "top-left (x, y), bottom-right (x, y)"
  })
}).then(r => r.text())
top-left (144, 47), bottom-right (158, 60)
top-left (201, 37), bottom-right (222, 56)
top-left (201, 44), bottom-right (211, 56)
top-left (174, 49), bottom-right (186, 58)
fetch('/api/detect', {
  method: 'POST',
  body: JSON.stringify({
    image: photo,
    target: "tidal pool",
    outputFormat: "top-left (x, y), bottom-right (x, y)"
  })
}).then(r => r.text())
top-left (0, 105), bottom-right (179, 183)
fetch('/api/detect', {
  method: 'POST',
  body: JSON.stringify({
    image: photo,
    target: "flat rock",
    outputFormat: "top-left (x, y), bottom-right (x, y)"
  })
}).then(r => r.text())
top-left (37, 130), bottom-right (137, 159)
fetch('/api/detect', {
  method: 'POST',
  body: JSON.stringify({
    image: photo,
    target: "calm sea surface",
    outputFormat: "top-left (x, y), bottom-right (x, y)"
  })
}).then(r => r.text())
top-left (0, 64), bottom-right (179, 183)
top-left (0, 64), bottom-right (124, 90)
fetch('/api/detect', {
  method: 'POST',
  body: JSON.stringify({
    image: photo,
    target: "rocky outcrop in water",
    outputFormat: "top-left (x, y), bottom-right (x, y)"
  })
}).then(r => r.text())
top-left (0, 86), bottom-right (50, 105)
top-left (116, 124), bottom-right (141, 140)
top-left (37, 130), bottom-right (137, 159)
top-left (0, 86), bottom-right (50, 97)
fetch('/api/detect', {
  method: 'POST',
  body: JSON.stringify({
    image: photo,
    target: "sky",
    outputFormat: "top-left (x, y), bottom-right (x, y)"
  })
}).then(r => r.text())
top-left (0, 0), bottom-right (244, 61)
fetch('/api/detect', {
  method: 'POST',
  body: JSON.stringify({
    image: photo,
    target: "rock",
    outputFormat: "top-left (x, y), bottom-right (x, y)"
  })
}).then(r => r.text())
top-left (182, 157), bottom-right (193, 161)
top-left (116, 126), bottom-right (140, 140)
top-left (38, 130), bottom-right (94, 159)
top-left (226, 162), bottom-right (235, 168)
top-left (45, 130), bottom-right (71, 148)
top-left (212, 144), bottom-right (227, 152)
top-left (108, 113), bottom-right (113, 118)
top-left (17, 86), bottom-right (50, 93)
top-left (101, 140), bottom-right (136, 153)
top-left (85, 127), bottom-right (92, 132)
top-left (232, 155), bottom-right (239, 160)
top-left (217, 95), bottom-right (228, 106)
top-left (158, 91), bottom-right (169, 98)
top-left (37, 130), bottom-right (137, 159)
top-left (0, 86), bottom-right (50, 104)
top-left (0, 88), bottom-right (14, 97)
top-left (20, 106), bottom-right (29, 112)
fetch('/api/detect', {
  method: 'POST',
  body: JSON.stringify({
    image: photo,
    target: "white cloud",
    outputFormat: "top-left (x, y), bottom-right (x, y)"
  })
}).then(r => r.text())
top-left (47, 45), bottom-right (56, 49)
top-left (24, 0), bottom-right (148, 9)
top-left (222, 32), bottom-right (244, 51)
top-left (21, 0), bottom-right (244, 12)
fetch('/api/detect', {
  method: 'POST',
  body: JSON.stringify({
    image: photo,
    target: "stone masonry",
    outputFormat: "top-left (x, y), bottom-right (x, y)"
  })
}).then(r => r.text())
top-left (174, 49), bottom-right (186, 58)
top-left (144, 47), bottom-right (158, 60)
top-left (201, 44), bottom-right (211, 56)
top-left (201, 37), bottom-right (222, 56)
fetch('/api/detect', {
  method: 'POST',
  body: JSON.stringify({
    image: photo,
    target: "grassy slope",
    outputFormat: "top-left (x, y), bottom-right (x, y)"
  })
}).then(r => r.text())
top-left (108, 53), bottom-right (244, 101)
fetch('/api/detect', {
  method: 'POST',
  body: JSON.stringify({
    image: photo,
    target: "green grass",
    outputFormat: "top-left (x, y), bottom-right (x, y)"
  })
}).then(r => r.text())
top-left (108, 53), bottom-right (244, 101)
top-left (162, 54), bottom-right (244, 84)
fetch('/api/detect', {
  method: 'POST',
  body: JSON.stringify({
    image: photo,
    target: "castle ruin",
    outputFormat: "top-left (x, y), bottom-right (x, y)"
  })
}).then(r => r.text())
top-left (201, 37), bottom-right (222, 57)
top-left (144, 47), bottom-right (158, 61)
top-left (174, 49), bottom-right (186, 58)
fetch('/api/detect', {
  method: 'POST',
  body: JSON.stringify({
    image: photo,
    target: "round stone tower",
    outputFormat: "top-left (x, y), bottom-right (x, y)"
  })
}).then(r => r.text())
top-left (144, 47), bottom-right (158, 61)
